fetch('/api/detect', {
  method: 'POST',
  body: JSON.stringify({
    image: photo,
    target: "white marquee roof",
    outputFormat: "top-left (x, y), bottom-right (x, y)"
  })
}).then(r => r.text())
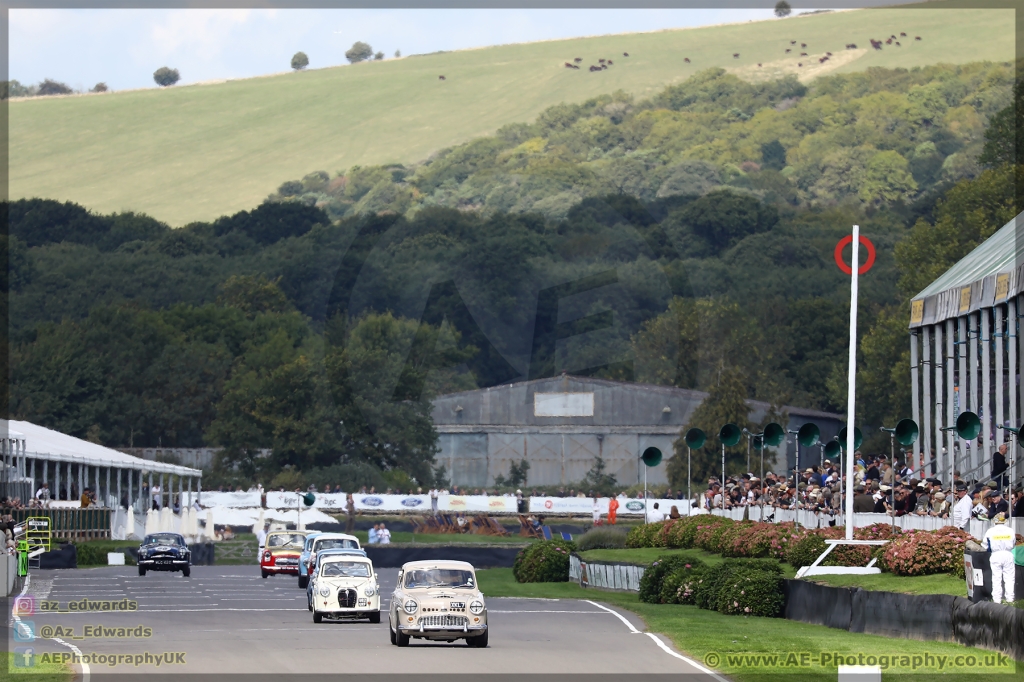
top-left (2, 420), bottom-right (202, 477)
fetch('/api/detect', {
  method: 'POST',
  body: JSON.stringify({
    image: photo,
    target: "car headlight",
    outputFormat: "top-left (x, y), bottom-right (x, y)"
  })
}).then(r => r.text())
top-left (319, 586), bottom-right (331, 597)
top-left (403, 599), bottom-right (418, 614)
top-left (263, 551), bottom-right (271, 562)
top-left (139, 549), bottom-right (148, 558)
top-left (364, 585), bottom-right (375, 597)
top-left (469, 600), bottom-right (485, 615)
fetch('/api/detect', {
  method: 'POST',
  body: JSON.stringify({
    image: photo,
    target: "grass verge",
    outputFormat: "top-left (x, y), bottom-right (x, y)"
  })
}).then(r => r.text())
top-left (1, 651), bottom-right (74, 681)
top-left (476, 568), bottom-right (1021, 680)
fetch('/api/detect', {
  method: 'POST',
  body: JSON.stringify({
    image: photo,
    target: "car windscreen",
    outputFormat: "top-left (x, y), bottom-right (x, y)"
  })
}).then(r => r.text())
top-left (267, 533), bottom-right (305, 548)
top-left (321, 561), bottom-right (371, 578)
top-left (143, 534), bottom-right (183, 546)
top-left (315, 538), bottom-right (358, 551)
top-left (404, 568), bottom-right (476, 589)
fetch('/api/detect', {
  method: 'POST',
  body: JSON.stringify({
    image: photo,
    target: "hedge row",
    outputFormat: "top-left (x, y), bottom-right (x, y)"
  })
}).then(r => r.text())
top-left (513, 539), bottom-right (577, 582)
top-left (71, 542), bottom-right (138, 567)
top-left (640, 555), bottom-right (785, 617)
top-left (623, 515), bottom-right (1007, 578)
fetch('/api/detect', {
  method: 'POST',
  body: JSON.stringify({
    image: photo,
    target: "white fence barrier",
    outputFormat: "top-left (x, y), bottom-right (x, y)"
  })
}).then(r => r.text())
top-left (569, 553), bottom-right (644, 592)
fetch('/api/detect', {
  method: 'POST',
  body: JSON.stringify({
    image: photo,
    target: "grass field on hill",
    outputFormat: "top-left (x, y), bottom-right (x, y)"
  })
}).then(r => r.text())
top-left (10, 5), bottom-right (1014, 226)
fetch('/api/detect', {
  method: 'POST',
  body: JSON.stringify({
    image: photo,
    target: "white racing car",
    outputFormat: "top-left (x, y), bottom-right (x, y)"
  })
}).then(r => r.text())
top-left (388, 560), bottom-right (488, 647)
top-left (310, 552), bottom-right (381, 623)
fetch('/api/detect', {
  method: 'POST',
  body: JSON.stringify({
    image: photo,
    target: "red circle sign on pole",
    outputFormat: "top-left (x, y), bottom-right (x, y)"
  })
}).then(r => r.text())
top-left (834, 235), bottom-right (876, 275)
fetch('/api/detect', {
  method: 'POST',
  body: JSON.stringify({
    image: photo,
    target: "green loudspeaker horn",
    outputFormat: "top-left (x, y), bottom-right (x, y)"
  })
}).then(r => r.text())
top-left (302, 492), bottom-right (316, 507)
top-left (684, 428), bottom-right (706, 449)
top-left (955, 411), bottom-right (981, 440)
top-left (752, 434), bottom-right (764, 451)
top-left (823, 440), bottom-right (841, 459)
top-left (762, 423), bottom-right (785, 447)
top-left (894, 418), bottom-right (919, 446)
top-left (797, 423), bottom-right (820, 448)
top-left (838, 426), bottom-right (863, 450)
top-left (719, 423), bottom-right (741, 447)
top-left (641, 447), bottom-right (663, 467)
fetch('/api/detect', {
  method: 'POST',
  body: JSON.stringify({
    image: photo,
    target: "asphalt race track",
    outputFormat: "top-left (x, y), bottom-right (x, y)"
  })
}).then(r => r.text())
top-left (13, 567), bottom-right (718, 677)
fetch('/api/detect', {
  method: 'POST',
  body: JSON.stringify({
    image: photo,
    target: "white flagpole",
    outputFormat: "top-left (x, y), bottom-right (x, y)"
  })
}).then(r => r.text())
top-left (845, 225), bottom-right (859, 541)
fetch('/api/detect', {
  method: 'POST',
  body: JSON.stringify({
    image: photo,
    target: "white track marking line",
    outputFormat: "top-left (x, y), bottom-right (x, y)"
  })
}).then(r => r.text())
top-left (584, 600), bottom-right (640, 633)
top-left (645, 633), bottom-right (731, 681)
top-left (584, 600), bottom-right (727, 680)
top-left (13, 576), bottom-right (91, 682)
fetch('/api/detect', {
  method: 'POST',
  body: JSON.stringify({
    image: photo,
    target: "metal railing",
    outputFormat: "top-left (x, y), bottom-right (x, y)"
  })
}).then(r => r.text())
top-left (1, 508), bottom-right (111, 542)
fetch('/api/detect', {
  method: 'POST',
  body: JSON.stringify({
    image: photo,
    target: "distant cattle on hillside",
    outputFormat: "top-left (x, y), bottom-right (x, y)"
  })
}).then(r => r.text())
top-left (574, 57), bottom-right (582, 62)
top-left (733, 53), bottom-right (740, 58)
top-left (623, 52), bottom-right (629, 56)
top-left (439, 75), bottom-right (446, 80)
top-left (684, 57), bottom-right (690, 63)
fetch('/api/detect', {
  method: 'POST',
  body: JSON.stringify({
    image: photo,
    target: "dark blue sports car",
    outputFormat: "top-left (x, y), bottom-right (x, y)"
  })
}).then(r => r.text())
top-left (138, 532), bottom-right (191, 577)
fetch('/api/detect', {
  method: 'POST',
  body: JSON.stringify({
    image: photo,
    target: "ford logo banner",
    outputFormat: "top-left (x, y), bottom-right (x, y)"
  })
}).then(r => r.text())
top-left (361, 497), bottom-right (383, 507)
top-left (401, 498), bottom-right (423, 507)
top-left (625, 501), bottom-right (645, 512)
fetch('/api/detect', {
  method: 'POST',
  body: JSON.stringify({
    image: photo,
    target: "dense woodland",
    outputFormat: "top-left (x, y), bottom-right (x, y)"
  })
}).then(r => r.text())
top-left (5, 63), bottom-right (1021, 490)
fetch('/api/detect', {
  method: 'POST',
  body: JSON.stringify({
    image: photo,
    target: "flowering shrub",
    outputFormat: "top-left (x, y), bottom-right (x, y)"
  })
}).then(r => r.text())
top-left (654, 519), bottom-right (679, 547)
top-left (722, 522), bottom-right (803, 559)
top-left (626, 521), bottom-right (666, 548)
top-left (661, 561), bottom-right (708, 605)
top-left (691, 559), bottom-right (783, 617)
top-left (715, 521), bottom-right (752, 556)
top-left (880, 526), bottom-right (972, 576)
top-left (715, 567), bottom-right (785, 617)
top-left (638, 554), bottom-right (694, 603)
top-left (693, 518), bottom-right (738, 553)
top-left (512, 539), bottom-right (577, 583)
top-left (785, 530), bottom-right (831, 568)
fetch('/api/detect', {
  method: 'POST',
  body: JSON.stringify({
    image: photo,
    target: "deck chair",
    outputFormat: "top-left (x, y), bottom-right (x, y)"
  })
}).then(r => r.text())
top-left (541, 526), bottom-right (553, 541)
top-left (560, 532), bottom-right (572, 541)
top-left (486, 517), bottom-right (509, 536)
top-left (517, 514), bottom-right (533, 537)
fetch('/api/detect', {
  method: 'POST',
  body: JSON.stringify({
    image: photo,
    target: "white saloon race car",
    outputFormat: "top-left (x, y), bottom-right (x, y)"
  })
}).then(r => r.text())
top-left (310, 553), bottom-right (381, 623)
top-left (388, 560), bottom-right (488, 647)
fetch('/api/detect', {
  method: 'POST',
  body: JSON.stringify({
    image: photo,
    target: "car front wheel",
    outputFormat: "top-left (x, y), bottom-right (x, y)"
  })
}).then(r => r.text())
top-left (261, 570), bottom-right (269, 579)
top-left (298, 576), bottom-right (308, 589)
top-left (313, 612), bottom-right (323, 624)
top-left (467, 630), bottom-right (488, 648)
top-left (138, 567), bottom-right (146, 577)
top-left (182, 566), bottom-right (190, 577)
top-left (369, 611), bottom-right (381, 624)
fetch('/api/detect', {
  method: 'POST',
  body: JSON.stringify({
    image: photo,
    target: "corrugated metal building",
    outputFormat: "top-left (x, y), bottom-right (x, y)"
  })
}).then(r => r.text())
top-left (431, 375), bottom-right (841, 487)
top-left (909, 211), bottom-right (1023, 487)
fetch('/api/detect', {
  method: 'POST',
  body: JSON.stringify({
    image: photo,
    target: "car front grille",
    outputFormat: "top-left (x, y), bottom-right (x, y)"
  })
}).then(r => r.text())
top-left (418, 615), bottom-right (468, 629)
top-left (275, 558), bottom-right (297, 565)
top-left (338, 589), bottom-right (357, 608)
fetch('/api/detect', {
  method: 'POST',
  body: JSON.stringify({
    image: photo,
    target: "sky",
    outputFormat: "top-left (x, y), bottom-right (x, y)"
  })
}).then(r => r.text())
top-left (7, 8), bottom-right (830, 91)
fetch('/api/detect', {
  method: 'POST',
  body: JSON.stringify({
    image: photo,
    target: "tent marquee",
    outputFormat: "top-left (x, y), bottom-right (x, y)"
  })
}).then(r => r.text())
top-left (3, 419), bottom-right (201, 477)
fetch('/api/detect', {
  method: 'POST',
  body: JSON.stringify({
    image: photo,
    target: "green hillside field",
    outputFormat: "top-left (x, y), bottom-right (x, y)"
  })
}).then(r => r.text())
top-left (9, 5), bottom-right (1015, 226)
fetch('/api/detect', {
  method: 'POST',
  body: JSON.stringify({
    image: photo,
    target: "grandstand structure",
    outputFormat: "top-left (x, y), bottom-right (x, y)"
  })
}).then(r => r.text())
top-left (0, 419), bottom-right (202, 511)
top-left (909, 212), bottom-right (1023, 488)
